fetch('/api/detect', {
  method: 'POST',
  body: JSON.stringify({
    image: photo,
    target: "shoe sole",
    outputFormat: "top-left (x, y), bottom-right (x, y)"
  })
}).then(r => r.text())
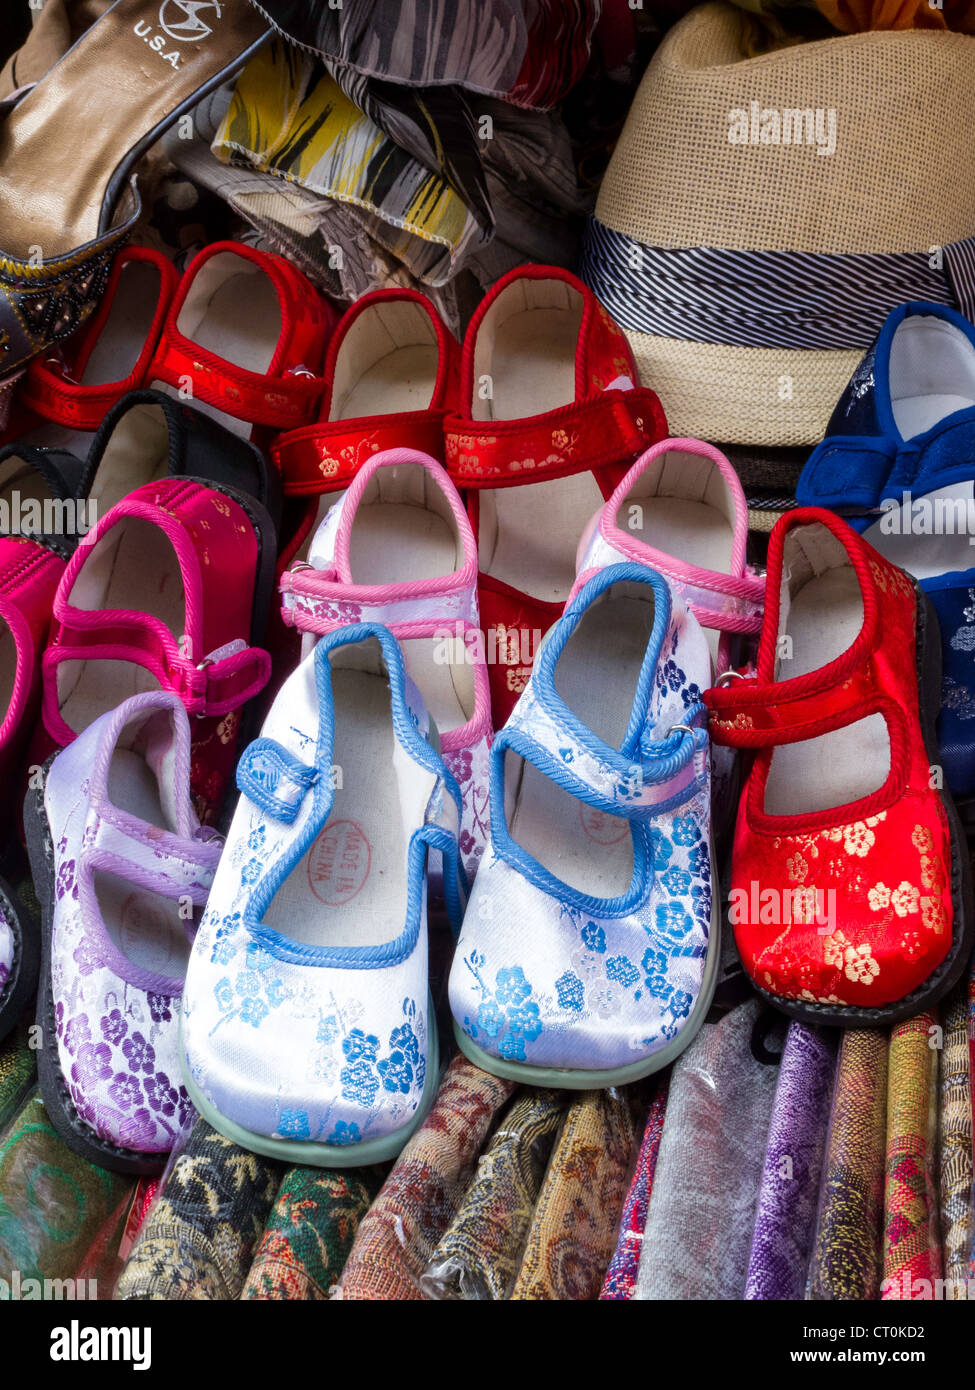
top-left (24, 754), bottom-right (172, 1175)
top-left (750, 582), bottom-right (975, 1028)
top-left (178, 998), bottom-right (440, 1168)
top-left (453, 845), bottom-right (723, 1089)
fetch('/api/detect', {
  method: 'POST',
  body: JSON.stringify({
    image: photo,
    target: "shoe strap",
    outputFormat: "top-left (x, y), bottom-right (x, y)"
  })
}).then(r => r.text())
top-left (705, 665), bottom-right (894, 748)
top-left (271, 410), bottom-right (448, 495)
top-left (82, 808), bottom-right (221, 906)
top-left (236, 736), bottom-right (320, 824)
top-left (282, 569), bottom-right (478, 636)
top-left (443, 387), bottom-right (666, 488)
top-left (47, 617), bottom-right (270, 718)
top-left (499, 685), bottom-right (708, 821)
top-left (799, 413), bottom-right (975, 515)
top-left (151, 332), bottom-right (323, 431)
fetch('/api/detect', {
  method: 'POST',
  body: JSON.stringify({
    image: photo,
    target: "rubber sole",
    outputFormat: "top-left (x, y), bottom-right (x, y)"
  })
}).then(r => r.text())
top-left (24, 754), bottom-right (172, 1175)
top-left (751, 583), bottom-right (975, 1029)
top-left (178, 997), bottom-right (440, 1168)
top-left (453, 846), bottom-right (723, 1089)
top-left (0, 875), bottom-right (39, 1047)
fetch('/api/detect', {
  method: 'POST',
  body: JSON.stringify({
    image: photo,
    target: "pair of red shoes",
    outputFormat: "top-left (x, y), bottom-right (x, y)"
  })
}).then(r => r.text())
top-left (707, 507), bottom-right (973, 1026)
top-left (272, 264), bottom-right (668, 725)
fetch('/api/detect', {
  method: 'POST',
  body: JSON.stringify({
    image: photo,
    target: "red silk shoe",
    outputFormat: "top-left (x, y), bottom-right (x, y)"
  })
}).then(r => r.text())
top-left (443, 265), bottom-right (666, 726)
top-left (270, 287), bottom-right (460, 500)
top-left (705, 507), bottom-right (973, 1026)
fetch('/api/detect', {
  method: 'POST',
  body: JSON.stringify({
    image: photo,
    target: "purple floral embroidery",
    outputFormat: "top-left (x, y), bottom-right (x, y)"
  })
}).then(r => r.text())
top-left (108, 1071), bottom-right (143, 1110)
top-left (63, 1012), bottom-right (91, 1054)
top-left (147, 993), bottom-right (172, 1024)
top-left (176, 1088), bottom-right (194, 1129)
top-left (101, 1009), bottom-right (128, 1046)
top-left (72, 935), bottom-right (104, 977)
top-left (72, 1041), bottom-right (112, 1086)
top-left (69, 1081), bottom-right (98, 1128)
top-left (55, 859), bottom-right (77, 901)
top-left (145, 1073), bottom-right (179, 1117)
top-left (117, 1107), bottom-right (158, 1150)
top-left (122, 1031), bottom-right (155, 1074)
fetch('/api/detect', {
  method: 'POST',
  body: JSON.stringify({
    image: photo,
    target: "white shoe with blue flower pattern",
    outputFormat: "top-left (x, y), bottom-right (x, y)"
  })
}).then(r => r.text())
top-left (179, 622), bottom-right (464, 1165)
top-left (448, 561), bottom-right (719, 1086)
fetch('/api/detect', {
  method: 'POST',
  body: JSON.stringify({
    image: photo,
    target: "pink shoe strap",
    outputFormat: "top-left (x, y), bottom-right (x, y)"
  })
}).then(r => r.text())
top-left (444, 386), bottom-right (666, 488)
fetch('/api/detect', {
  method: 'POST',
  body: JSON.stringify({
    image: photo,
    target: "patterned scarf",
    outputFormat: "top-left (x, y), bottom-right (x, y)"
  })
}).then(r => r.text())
top-left (115, 1119), bottom-right (282, 1300)
top-left (939, 982), bottom-right (972, 1298)
top-left (241, 1166), bottom-right (386, 1300)
top-left (0, 1018), bottom-right (35, 1138)
top-left (635, 998), bottom-right (786, 1300)
top-left (882, 1012), bottom-right (941, 1299)
top-left (510, 1087), bottom-right (637, 1301)
top-left (0, 1092), bottom-right (132, 1290)
top-left (745, 1022), bottom-right (837, 1300)
top-left (808, 1028), bottom-right (888, 1300)
top-left (335, 1056), bottom-right (516, 1301)
top-left (421, 1088), bottom-right (566, 1300)
top-left (600, 1077), bottom-right (669, 1301)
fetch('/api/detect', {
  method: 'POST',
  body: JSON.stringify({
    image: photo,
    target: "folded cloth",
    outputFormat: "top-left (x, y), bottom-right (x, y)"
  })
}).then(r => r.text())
top-left (510, 1087), bottom-right (638, 1301)
top-left (420, 1088), bottom-right (566, 1300)
top-left (0, 1017), bottom-right (35, 1138)
top-left (938, 983), bottom-right (972, 1298)
top-left (818, 0), bottom-right (975, 31)
top-left (882, 1012), bottom-right (941, 1299)
top-left (808, 1029), bottom-right (888, 1300)
top-left (114, 1119), bottom-right (282, 1300)
top-left (745, 1023), bottom-right (838, 1300)
top-left (241, 1166), bottom-right (386, 1301)
top-left (0, 1091), bottom-right (132, 1291)
top-left (635, 998), bottom-right (786, 1300)
top-left (334, 1056), bottom-right (516, 1301)
top-left (600, 1078), bottom-right (669, 1301)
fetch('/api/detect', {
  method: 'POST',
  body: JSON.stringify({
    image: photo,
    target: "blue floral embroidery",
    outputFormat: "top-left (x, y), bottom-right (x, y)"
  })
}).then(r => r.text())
top-left (389, 1023), bottom-right (420, 1066)
top-left (377, 1050), bottom-right (414, 1094)
top-left (659, 866), bottom-right (691, 896)
top-left (680, 683), bottom-right (702, 709)
top-left (214, 977), bottom-right (233, 1012)
top-left (669, 989), bottom-right (693, 1020)
top-left (317, 1015), bottom-right (339, 1045)
top-left (278, 1107), bottom-right (310, 1140)
top-left (495, 966), bottom-right (531, 1006)
top-left (240, 997), bottom-right (269, 1028)
top-left (654, 902), bottom-right (693, 944)
top-left (247, 826), bottom-right (267, 852)
top-left (342, 1029), bottom-right (380, 1064)
top-left (672, 814), bottom-right (701, 847)
top-left (340, 1059), bottom-right (380, 1107)
top-left (240, 857), bottom-right (262, 884)
top-left (555, 971), bottom-right (584, 1011)
top-left (328, 1120), bottom-right (361, 1147)
top-left (477, 999), bottom-right (506, 1038)
top-left (688, 843), bottom-right (710, 878)
top-left (606, 955), bottom-right (639, 988)
top-left (464, 956), bottom-right (545, 1058)
top-left (649, 829), bottom-right (673, 870)
top-left (581, 920), bottom-right (606, 953)
top-left (506, 1000), bottom-right (542, 1041)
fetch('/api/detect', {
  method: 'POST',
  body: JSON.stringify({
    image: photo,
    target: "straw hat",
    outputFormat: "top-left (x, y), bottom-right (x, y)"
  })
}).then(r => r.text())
top-left (586, 3), bottom-right (975, 446)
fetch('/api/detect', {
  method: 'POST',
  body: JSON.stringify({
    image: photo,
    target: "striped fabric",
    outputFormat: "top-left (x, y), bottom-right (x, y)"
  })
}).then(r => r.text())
top-left (582, 218), bottom-right (975, 350)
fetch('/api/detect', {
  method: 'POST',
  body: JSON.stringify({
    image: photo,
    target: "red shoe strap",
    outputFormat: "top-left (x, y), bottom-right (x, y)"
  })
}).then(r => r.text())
top-left (444, 387), bottom-right (666, 488)
top-left (271, 410), bottom-right (448, 495)
top-left (151, 335), bottom-right (323, 431)
top-left (705, 665), bottom-right (890, 748)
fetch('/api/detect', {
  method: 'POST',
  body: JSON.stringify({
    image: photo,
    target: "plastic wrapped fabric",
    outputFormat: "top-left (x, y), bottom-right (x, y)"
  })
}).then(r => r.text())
top-left (114, 1117), bottom-right (282, 1301)
top-left (745, 1022), bottom-right (837, 1300)
top-left (0, 1090), bottom-right (133, 1297)
top-left (421, 1088), bottom-right (566, 1300)
top-left (241, 1166), bottom-right (387, 1301)
top-left (881, 1012), bottom-right (941, 1299)
top-left (937, 982), bottom-right (971, 1297)
top-left (635, 998), bottom-right (786, 1300)
top-left (334, 1056), bottom-right (515, 1301)
top-left (511, 1086), bottom-right (638, 1301)
top-left (807, 1028), bottom-right (888, 1300)
top-left (600, 1077), bottom-right (669, 1301)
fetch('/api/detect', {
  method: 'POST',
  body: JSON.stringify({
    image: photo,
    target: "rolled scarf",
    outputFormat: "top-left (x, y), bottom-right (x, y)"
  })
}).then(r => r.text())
top-left (881, 1012), bottom-right (941, 1299)
top-left (600, 1077), bottom-right (669, 1301)
top-left (510, 1086), bottom-right (638, 1301)
top-left (635, 998), bottom-right (786, 1300)
top-left (938, 984), bottom-right (972, 1298)
top-left (0, 1091), bottom-right (132, 1293)
top-left (421, 1088), bottom-right (565, 1300)
top-left (334, 1056), bottom-right (516, 1301)
top-left (808, 1028), bottom-right (888, 1300)
top-left (745, 1022), bottom-right (838, 1299)
top-left (242, 1166), bottom-right (386, 1300)
top-left (115, 1118), bottom-right (282, 1300)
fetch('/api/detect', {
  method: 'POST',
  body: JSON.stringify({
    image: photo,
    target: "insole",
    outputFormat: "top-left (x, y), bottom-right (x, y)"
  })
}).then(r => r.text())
top-left (348, 504), bottom-right (473, 734)
top-left (481, 472), bottom-right (604, 602)
top-left (264, 670), bottom-right (413, 948)
top-left (151, 260), bottom-right (282, 437)
top-left (58, 520), bottom-right (185, 733)
top-left (0, 0), bottom-right (267, 258)
top-left (508, 594), bottom-right (653, 898)
top-left (864, 482), bottom-right (975, 580)
top-left (95, 747), bottom-right (190, 978)
top-left (334, 345), bottom-right (438, 419)
top-left (894, 393), bottom-right (975, 439)
top-left (489, 309), bottom-right (577, 421)
top-left (764, 568), bottom-right (890, 815)
top-left (619, 495), bottom-right (735, 666)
